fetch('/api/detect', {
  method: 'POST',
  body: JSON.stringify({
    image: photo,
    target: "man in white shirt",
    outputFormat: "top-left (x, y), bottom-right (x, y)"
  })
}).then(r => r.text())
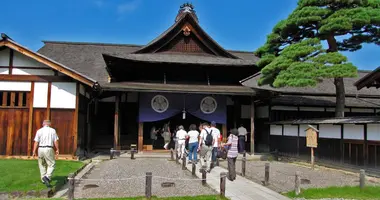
top-left (198, 122), bottom-right (214, 173)
top-left (32, 120), bottom-right (59, 188)
top-left (237, 124), bottom-right (248, 153)
top-left (210, 121), bottom-right (221, 167)
top-left (176, 125), bottom-right (187, 159)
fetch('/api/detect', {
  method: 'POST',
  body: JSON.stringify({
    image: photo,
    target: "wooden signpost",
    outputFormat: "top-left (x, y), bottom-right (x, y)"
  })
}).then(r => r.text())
top-left (305, 125), bottom-right (318, 169)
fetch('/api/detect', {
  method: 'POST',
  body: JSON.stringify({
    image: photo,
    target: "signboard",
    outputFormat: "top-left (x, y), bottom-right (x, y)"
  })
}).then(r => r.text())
top-left (306, 126), bottom-right (318, 148)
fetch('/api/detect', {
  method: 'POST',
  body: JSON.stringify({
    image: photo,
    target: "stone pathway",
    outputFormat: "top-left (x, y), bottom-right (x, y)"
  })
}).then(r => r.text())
top-left (185, 162), bottom-right (290, 200)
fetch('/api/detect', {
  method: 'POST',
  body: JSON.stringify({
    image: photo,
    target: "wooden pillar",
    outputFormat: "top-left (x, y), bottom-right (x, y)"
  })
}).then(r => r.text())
top-left (364, 124), bottom-right (368, 166)
top-left (72, 83), bottom-right (79, 157)
top-left (340, 124), bottom-right (344, 163)
top-left (297, 124), bottom-right (300, 157)
top-left (114, 94), bottom-right (120, 150)
top-left (222, 124), bottom-right (227, 143)
top-left (27, 82), bottom-right (35, 156)
top-left (138, 122), bottom-right (144, 152)
top-left (86, 99), bottom-right (93, 152)
top-left (46, 82), bottom-right (52, 120)
top-left (250, 96), bottom-right (255, 154)
top-left (8, 49), bottom-right (13, 74)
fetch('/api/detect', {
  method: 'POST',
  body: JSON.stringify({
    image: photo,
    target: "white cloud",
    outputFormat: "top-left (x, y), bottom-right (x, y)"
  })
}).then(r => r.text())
top-left (117, 0), bottom-right (141, 14)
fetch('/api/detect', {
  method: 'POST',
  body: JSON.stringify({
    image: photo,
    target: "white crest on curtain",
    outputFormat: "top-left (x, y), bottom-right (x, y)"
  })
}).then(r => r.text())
top-left (151, 95), bottom-right (169, 113)
top-left (200, 96), bottom-right (217, 114)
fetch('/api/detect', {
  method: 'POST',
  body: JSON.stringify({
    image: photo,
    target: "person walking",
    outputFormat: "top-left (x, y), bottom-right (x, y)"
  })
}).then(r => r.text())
top-left (162, 123), bottom-right (171, 149)
top-left (198, 122), bottom-right (214, 173)
top-left (237, 124), bottom-right (247, 153)
top-left (32, 120), bottom-right (59, 187)
top-left (210, 121), bottom-right (221, 167)
top-left (223, 128), bottom-right (239, 181)
top-left (176, 125), bottom-right (187, 159)
top-left (150, 126), bottom-right (159, 149)
top-left (187, 124), bottom-right (199, 164)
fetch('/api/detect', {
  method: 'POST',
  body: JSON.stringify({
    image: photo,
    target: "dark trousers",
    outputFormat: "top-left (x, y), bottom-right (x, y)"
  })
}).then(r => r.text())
top-left (238, 136), bottom-right (245, 153)
top-left (212, 147), bottom-right (218, 163)
top-left (227, 157), bottom-right (237, 181)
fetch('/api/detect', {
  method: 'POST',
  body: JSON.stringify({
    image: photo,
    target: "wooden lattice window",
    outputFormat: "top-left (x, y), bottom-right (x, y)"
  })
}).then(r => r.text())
top-left (0, 91), bottom-right (29, 108)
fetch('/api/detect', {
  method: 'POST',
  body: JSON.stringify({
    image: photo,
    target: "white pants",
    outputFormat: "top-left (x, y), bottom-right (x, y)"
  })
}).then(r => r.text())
top-left (199, 145), bottom-right (212, 171)
top-left (38, 148), bottom-right (56, 181)
top-left (177, 140), bottom-right (186, 158)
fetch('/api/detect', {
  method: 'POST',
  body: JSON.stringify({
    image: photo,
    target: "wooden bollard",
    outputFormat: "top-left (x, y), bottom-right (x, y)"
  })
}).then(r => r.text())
top-left (220, 172), bottom-right (227, 198)
top-left (295, 171), bottom-right (301, 196)
top-left (182, 156), bottom-right (186, 170)
top-left (242, 152), bottom-right (246, 177)
top-left (110, 148), bottom-right (114, 160)
top-left (145, 172), bottom-right (152, 199)
top-left (176, 151), bottom-right (179, 164)
top-left (360, 169), bottom-right (365, 190)
top-left (216, 158), bottom-right (219, 166)
top-left (192, 162), bottom-right (196, 176)
top-left (202, 169), bottom-right (207, 186)
top-left (170, 149), bottom-right (174, 161)
top-left (131, 148), bottom-right (135, 160)
top-left (68, 173), bottom-right (75, 200)
top-left (264, 163), bottom-right (270, 186)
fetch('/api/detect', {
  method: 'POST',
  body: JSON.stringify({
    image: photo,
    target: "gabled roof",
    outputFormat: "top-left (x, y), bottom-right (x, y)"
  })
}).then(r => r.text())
top-left (240, 71), bottom-right (380, 97)
top-left (354, 66), bottom-right (380, 90)
top-left (1, 34), bottom-right (96, 86)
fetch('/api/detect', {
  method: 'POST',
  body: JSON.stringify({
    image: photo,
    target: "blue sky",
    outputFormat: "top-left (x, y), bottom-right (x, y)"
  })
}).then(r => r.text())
top-left (2, 0), bottom-right (379, 70)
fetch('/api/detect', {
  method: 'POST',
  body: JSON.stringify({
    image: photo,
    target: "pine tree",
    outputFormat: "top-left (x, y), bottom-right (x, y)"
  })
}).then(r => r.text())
top-left (255, 0), bottom-right (380, 117)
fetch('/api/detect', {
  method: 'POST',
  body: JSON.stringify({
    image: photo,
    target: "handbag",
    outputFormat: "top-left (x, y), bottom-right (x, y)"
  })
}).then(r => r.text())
top-left (217, 147), bottom-right (227, 160)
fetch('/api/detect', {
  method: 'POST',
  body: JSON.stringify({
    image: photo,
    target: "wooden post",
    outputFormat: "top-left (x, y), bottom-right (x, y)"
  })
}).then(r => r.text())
top-left (192, 162), bottom-right (196, 176)
top-left (264, 162), bottom-right (270, 186)
top-left (250, 97), bottom-right (255, 154)
top-left (145, 172), bottom-right (152, 199)
top-left (360, 169), bottom-right (365, 190)
top-left (340, 124), bottom-right (344, 163)
top-left (202, 169), bottom-right (207, 186)
top-left (311, 147), bottom-right (315, 170)
top-left (110, 148), bottom-right (114, 160)
top-left (182, 155), bottom-right (186, 170)
top-left (216, 157), bottom-right (219, 166)
top-left (46, 82), bottom-right (52, 120)
top-left (114, 94), bottom-right (120, 150)
top-left (220, 172), bottom-right (227, 198)
top-left (222, 124), bottom-right (227, 143)
top-left (72, 83), bottom-right (79, 157)
top-left (170, 149), bottom-right (174, 161)
top-left (8, 49), bottom-right (13, 74)
top-left (364, 124), bottom-right (368, 166)
top-left (131, 148), bottom-right (135, 160)
top-left (138, 122), bottom-right (144, 152)
top-left (297, 124), bottom-right (300, 157)
top-left (295, 171), bottom-right (301, 196)
top-left (242, 152), bottom-right (246, 177)
top-left (176, 150), bottom-right (179, 164)
top-left (27, 82), bottom-right (35, 156)
top-left (68, 173), bottom-right (75, 200)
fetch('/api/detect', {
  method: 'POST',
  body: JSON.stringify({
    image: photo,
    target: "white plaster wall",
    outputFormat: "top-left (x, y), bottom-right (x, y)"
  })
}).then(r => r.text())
top-left (13, 51), bottom-right (47, 67)
top-left (351, 108), bottom-right (375, 113)
top-left (299, 124), bottom-right (309, 137)
top-left (325, 108), bottom-right (351, 112)
top-left (241, 105), bottom-right (251, 119)
top-left (344, 124), bottom-right (364, 140)
top-left (270, 125), bottom-right (282, 136)
top-left (0, 48), bottom-right (10, 66)
top-left (319, 124), bottom-right (341, 139)
top-left (33, 82), bottom-right (48, 108)
top-left (257, 106), bottom-right (269, 118)
top-left (127, 92), bottom-right (138, 102)
top-left (299, 107), bottom-right (324, 112)
top-left (12, 68), bottom-right (54, 76)
top-left (368, 124), bottom-right (380, 141)
top-left (284, 125), bottom-right (298, 136)
top-left (271, 106), bottom-right (298, 111)
top-left (0, 81), bottom-right (31, 91)
top-left (50, 82), bottom-right (76, 109)
top-left (0, 68), bottom-right (9, 74)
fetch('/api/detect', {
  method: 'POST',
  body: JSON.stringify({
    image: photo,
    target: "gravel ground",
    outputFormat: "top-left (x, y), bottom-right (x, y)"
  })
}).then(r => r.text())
top-left (74, 158), bottom-right (216, 198)
top-left (219, 159), bottom-right (380, 193)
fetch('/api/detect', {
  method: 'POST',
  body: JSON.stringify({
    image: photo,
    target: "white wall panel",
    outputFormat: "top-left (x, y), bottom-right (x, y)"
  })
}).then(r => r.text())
top-left (13, 51), bottom-right (47, 67)
top-left (368, 124), bottom-right (380, 141)
top-left (50, 82), bottom-right (76, 109)
top-left (299, 107), bottom-right (324, 112)
top-left (344, 124), bottom-right (364, 140)
top-left (270, 125), bottom-right (282, 136)
top-left (241, 105), bottom-right (251, 119)
top-left (299, 125), bottom-right (309, 137)
top-left (33, 82), bottom-right (48, 108)
top-left (271, 106), bottom-right (298, 111)
top-left (257, 106), bottom-right (269, 118)
top-left (0, 48), bottom-right (10, 66)
top-left (351, 108), bottom-right (375, 113)
top-left (12, 68), bottom-right (54, 76)
top-left (0, 68), bottom-right (9, 74)
top-left (284, 125), bottom-right (298, 136)
top-left (319, 124), bottom-right (341, 139)
top-left (0, 81), bottom-right (31, 91)
top-left (326, 108), bottom-right (350, 112)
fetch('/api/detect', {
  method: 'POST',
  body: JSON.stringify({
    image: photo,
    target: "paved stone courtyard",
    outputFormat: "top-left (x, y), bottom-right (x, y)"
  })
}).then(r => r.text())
top-left (219, 159), bottom-right (380, 193)
top-left (73, 158), bottom-right (216, 198)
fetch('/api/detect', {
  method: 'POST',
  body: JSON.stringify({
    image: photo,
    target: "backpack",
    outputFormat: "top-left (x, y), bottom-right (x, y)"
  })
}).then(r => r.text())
top-left (204, 129), bottom-right (213, 146)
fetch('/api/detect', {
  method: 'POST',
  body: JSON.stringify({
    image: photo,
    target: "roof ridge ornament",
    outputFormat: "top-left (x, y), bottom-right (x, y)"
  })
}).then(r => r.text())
top-left (175, 3), bottom-right (198, 23)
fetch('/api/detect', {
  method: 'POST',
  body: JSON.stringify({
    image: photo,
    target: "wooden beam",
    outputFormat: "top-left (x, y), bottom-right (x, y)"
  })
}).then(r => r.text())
top-left (72, 83), bottom-right (80, 157)
top-left (5, 41), bottom-right (94, 86)
top-left (250, 96), bottom-right (255, 154)
top-left (46, 82), bottom-right (51, 120)
top-left (0, 74), bottom-right (72, 82)
top-left (2, 91), bottom-right (7, 106)
top-left (8, 49), bottom-right (13, 74)
top-left (114, 94), bottom-right (120, 149)
top-left (0, 66), bottom-right (51, 70)
top-left (138, 122), bottom-right (144, 152)
top-left (27, 82), bottom-right (35, 156)
top-left (10, 92), bottom-right (15, 107)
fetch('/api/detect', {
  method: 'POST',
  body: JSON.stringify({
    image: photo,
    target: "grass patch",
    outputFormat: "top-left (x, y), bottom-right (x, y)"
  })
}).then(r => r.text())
top-left (0, 159), bottom-right (84, 192)
top-left (285, 186), bottom-right (380, 199)
top-left (32, 195), bottom-right (228, 200)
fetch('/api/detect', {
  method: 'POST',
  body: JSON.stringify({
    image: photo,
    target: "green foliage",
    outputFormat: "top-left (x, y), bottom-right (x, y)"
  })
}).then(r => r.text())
top-left (285, 185), bottom-right (380, 199)
top-left (255, 0), bottom-right (380, 89)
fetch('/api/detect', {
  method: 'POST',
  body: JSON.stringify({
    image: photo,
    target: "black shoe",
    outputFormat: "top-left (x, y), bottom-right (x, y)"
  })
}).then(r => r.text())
top-left (42, 176), bottom-right (51, 188)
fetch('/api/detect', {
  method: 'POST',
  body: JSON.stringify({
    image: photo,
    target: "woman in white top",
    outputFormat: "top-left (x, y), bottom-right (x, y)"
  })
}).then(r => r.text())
top-left (187, 124), bottom-right (200, 164)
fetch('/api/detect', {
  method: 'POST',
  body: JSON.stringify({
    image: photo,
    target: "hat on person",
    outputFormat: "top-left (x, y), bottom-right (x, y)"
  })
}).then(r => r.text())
top-left (211, 121), bottom-right (216, 126)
